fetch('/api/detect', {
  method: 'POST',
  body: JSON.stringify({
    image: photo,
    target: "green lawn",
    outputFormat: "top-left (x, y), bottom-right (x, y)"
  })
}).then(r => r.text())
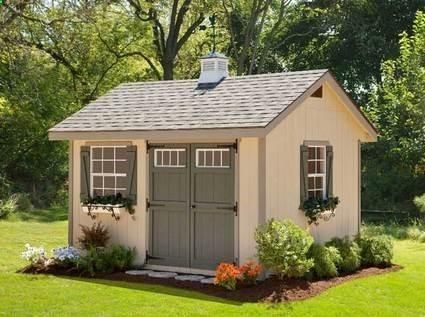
top-left (1, 210), bottom-right (425, 316)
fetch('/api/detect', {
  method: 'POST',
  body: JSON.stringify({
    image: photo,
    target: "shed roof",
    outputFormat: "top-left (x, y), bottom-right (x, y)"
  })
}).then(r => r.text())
top-left (50, 69), bottom-right (329, 132)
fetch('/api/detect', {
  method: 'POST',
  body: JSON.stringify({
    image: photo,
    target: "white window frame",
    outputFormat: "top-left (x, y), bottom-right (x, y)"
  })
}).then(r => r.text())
top-left (154, 148), bottom-right (186, 168)
top-left (90, 146), bottom-right (127, 197)
top-left (195, 148), bottom-right (230, 168)
top-left (307, 145), bottom-right (327, 199)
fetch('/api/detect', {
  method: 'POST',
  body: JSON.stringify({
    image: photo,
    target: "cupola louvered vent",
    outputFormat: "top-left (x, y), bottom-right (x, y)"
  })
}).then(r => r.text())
top-left (198, 52), bottom-right (228, 87)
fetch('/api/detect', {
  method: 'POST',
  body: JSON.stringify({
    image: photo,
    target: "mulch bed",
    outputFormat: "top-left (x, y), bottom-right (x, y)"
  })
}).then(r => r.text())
top-left (20, 265), bottom-right (402, 303)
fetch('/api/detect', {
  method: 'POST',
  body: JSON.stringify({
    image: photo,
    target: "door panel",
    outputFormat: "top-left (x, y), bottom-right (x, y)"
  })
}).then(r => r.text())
top-left (191, 145), bottom-right (235, 270)
top-left (148, 145), bottom-right (190, 267)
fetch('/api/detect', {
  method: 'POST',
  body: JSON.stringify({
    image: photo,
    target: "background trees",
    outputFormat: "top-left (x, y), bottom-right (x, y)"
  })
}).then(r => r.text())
top-left (0, 1), bottom-right (423, 213)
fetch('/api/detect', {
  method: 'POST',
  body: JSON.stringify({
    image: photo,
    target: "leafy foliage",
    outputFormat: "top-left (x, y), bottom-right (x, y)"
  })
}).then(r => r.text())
top-left (357, 235), bottom-right (393, 267)
top-left (308, 244), bottom-right (342, 279)
top-left (300, 197), bottom-right (340, 225)
top-left (0, 195), bottom-right (17, 219)
top-left (239, 261), bottom-right (262, 285)
top-left (326, 237), bottom-right (361, 274)
top-left (255, 219), bottom-right (314, 278)
top-left (83, 193), bottom-right (135, 215)
top-left (414, 194), bottom-right (425, 214)
top-left (214, 263), bottom-right (241, 291)
top-left (78, 222), bottom-right (110, 250)
top-left (52, 246), bottom-right (80, 267)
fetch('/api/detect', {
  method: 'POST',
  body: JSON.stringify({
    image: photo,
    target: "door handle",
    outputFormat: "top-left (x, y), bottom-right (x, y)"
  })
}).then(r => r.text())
top-left (191, 204), bottom-right (196, 208)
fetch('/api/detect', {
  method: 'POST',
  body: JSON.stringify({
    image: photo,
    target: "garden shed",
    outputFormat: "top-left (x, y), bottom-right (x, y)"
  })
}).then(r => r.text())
top-left (49, 52), bottom-right (377, 275)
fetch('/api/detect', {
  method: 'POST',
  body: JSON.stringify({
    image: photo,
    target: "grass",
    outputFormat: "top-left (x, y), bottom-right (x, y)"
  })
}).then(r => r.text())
top-left (1, 210), bottom-right (425, 316)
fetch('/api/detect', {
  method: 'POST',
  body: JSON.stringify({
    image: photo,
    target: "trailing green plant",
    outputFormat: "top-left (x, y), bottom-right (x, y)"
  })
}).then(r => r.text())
top-left (78, 222), bottom-right (110, 250)
top-left (0, 195), bottom-right (17, 219)
top-left (82, 193), bottom-right (135, 215)
top-left (300, 197), bottom-right (340, 225)
top-left (308, 243), bottom-right (342, 279)
top-left (255, 219), bottom-right (314, 278)
top-left (326, 237), bottom-right (361, 273)
top-left (357, 235), bottom-right (393, 267)
top-left (76, 245), bottom-right (136, 277)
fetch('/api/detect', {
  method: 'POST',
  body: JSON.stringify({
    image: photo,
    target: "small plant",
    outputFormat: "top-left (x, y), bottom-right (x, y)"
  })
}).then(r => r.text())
top-left (239, 261), bottom-right (262, 285)
top-left (13, 193), bottom-right (33, 211)
top-left (255, 219), bottom-right (314, 278)
top-left (22, 244), bottom-right (47, 265)
top-left (82, 193), bottom-right (135, 216)
top-left (300, 197), bottom-right (340, 225)
top-left (214, 263), bottom-right (240, 291)
top-left (78, 222), bottom-right (110, 250)
top-left (414, 193), bottom-right (425, 214)
top-left (52, 246), bottom-right (80, 267)
top-left (357, 235), bottom-right (393, 267)
top-left (0, 195), bottom-right (17, 219)
top-left (76, 245), bottom-right (136, 277)
top-left (326, 237), bottom-right (361, 273)
top-left (406, 227), bottom-right (422, 241)
top-left (308, 244), bottom-right (342, 279)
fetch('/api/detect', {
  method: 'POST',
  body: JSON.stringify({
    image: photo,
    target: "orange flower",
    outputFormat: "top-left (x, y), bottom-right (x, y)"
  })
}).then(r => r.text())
top-left (239, 261), bottom-right (262, 285)
top-left (214, 262), bottom-right (240, 290)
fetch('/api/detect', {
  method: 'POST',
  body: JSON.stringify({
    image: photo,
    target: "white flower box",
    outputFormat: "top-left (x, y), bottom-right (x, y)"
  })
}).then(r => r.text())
top-left (81, 204), bottom-right (125, 220)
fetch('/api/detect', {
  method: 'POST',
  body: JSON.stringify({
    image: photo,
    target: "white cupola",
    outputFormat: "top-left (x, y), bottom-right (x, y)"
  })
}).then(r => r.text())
top-left (198, 52), bottom-right (228, 86)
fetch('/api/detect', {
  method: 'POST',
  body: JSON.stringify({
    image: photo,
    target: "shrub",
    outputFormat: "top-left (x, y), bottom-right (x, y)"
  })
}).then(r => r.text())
top-left (255, 219), bottom-right (314, 278)
top-left (239, 261), bottom-right (262, 285)
top-left (78, 222), bottom-right (110, 250)
top-left (419, 233), bottom-right (425, 243)
top-left (414, 193), bottom-right (425, 214)
top-left (308, 244), bottom-right (342, 279)
top-left (357, 235), bottom-right (393, 267)
top-left (22, 244), bottom-right (47, 264)
top-left (0, 195), bottom-right (17, 219)
top-left (76, 245), bottom-right (135, 277)
top-left (406, 227), bottom-right (422, 240)
top-left (52, 246), bottom-right (80, 267)
top-left (326, 237), bottom-right (361, 273)
top-left (214, 263), bottom-right (240, 290)
top-left (13, 193), bottom-right (33, 211)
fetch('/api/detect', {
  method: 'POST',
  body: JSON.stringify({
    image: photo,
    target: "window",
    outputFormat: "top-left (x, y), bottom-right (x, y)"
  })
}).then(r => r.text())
top-left (196, 148), bottom-right (230, 168)
top-left (91, 146), bottom-right (127, 197)
top-left (154, 149), bottom-right (186, 167)
top-left (307, 146), bottom-right (326, 199)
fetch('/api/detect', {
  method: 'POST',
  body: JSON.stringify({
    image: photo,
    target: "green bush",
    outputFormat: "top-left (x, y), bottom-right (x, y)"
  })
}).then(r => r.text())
top-left (255, 219), bottom-right (314, 278)
top-left (308, 244), bottom-right (342, 279)
top-left (357, 235), bottom-right (393, 267)
top-left (326, 237), bottom-right (361, 273)
top-left (13, 193), bottom-right (33, 211)
top-left (0, 195), bottom-right (17, 219)
top-left (77, 245), bottom-right (136, 277)
top-left (414, 193), bottom-right (425, 214)
top-left (406, 227), bottom-right (422, 240)
top-left (418, 233), bottom-right (425, 243)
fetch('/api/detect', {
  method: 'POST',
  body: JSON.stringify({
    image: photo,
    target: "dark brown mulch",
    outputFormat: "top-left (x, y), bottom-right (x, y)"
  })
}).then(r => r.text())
top-left (20, 265), bottom-right (402, 303)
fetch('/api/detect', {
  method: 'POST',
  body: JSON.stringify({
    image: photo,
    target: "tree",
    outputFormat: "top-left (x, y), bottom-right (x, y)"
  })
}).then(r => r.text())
top-left (362, 11), bottom-right (425, 213)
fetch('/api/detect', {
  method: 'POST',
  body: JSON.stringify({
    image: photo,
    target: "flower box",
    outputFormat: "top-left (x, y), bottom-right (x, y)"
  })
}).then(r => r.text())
top-left (81, 204), bottom-right (125, 220)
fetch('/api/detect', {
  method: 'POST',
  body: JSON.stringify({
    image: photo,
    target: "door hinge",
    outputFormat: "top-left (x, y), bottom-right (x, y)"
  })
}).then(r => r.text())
top-left (146, 198), bottom-right (150, 212)
top-left (233, 139), bottom-right (238, 153)
top-left (146, 250), bottom-right (162, 261)
top-left (233, 201), bottom-right (238, 216)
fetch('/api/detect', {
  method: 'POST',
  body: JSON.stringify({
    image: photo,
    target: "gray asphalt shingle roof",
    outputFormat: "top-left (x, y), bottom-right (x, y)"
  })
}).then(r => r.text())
top-left (50, 69), bottom-right (328, 132)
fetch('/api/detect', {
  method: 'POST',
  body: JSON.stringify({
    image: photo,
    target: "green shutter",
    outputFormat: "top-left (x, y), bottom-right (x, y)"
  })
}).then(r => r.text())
top-left (300, 145), bottom-right (309, 205)
top-left (326, 145), bottom-right (334, 198)
top-left (126, 145), bottom-right (137, 203)
top-left (80, 146), bottom-right (90, 201)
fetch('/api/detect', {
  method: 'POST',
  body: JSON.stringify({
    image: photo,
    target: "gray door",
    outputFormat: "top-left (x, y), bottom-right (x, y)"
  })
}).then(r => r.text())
top-left (148, 144), bottom-right (235, 270)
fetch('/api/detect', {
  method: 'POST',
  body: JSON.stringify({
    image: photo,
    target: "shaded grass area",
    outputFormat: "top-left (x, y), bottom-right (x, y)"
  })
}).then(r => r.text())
top-left (6, 207), bottom-right (68, 223)
top-left (1, 209), bottom-right (425, 316)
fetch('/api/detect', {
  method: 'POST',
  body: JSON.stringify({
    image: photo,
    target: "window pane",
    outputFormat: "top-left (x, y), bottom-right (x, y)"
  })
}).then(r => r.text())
top-left (308, 161), bottom-right (316, 174)
top-left (93, 188), bottom-right (103, 197)
top-left (104, 176), bottom-right (115, 189)
top-left (93, 176), bottom-right (103, 188)
top-left (116, 147), bottom-right (127, 160)
top-left (308, 191), bottom-right (315, 199)
top-left (308, 177), bottom-right (315, 190)
top-left (116, 161), bottom-right (127, 174)
top-left (103, 161), bottom-right (114, 173)
top-left (317, 147), bottom-right (325, 159)
top-left (103, 147), bottom-right (114, 159)
top-left (213, 151), bottom-right (221, 167)
top-left (155, 150), bottom-right (162, 166)
top-left (315, 190), bottom-right (323, 198)
top-left (308, 147), bottom-right (316, 159)
top-left (163, 150), bottom-right (170, 166)
top-left (316, 161), bottom-right (325, 173)
top-left (205, 151), bottom-right (213, 166)
top-left (315, 177), bottom-right (323, 189)
top-left (197, 151), bottom-right (204, 166)
top-left (179, 150), bottom-right (186, 166)
top-left (222, 150), bottom-right (230, 167)
top-left (104, 189), bottom-right (115, 196)
top-left (92, 161), bottom-right (102, 173)
top-left (116, 176), bottom-right (127, 189)
top-left (170, 150), bottom-right (178, 166)
top-left (92, 148), bottom-right (102, 159)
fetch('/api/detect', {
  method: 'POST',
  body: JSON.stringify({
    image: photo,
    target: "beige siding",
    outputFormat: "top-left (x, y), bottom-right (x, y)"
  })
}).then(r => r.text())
top-left (265, 83), bottom-right (364, 242)
top-left (238, 137), bottom-right (260, 263)
top-left (71, 140), bottom-right (147, 264)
